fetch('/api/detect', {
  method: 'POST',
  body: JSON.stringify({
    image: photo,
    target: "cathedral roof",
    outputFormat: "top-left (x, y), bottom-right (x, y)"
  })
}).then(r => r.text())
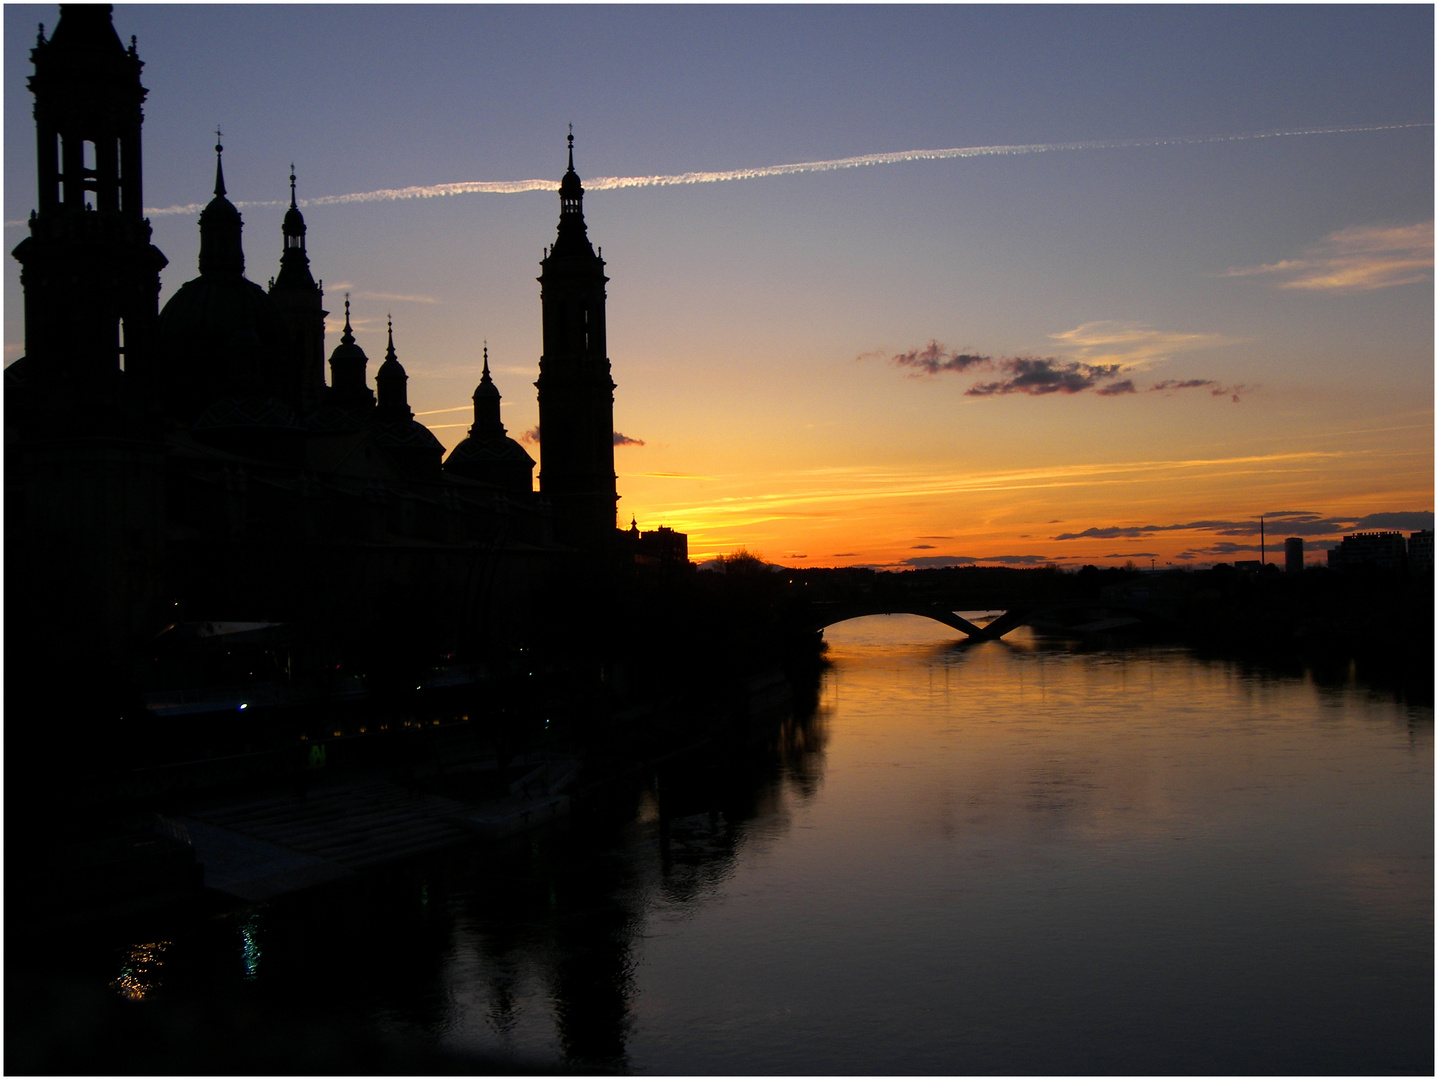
top-left (444, 432), bottom-right (535, 468)
top-left (192, 394), bottom-right (301, 433)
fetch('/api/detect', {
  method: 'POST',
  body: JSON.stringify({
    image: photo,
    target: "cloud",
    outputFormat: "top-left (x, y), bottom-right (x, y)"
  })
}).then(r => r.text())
top-left (519, 425), bottom-right (540, 444)
top-left (1105, 552), bottom-right (1159, 558)
top-left (1151, 378), bottom-right (1217, 391)
top-left (613, 431), bottom-right (645, 447)
top-left (1150, 378), bottom-right (1252, 402)
top-left (48, 122), bottom-right (1416, 229)
top-left (882, 340), bottom-right (992, 376)
top-left (414, 405), bottom-right (472, 417)
top-left (356, 291), bottom-right (440, 305)
top-left (1053, 509), bottom-right (1435, 542)
top-left (873, 322), bottom-right (1243, 401)
top-left (1095, 379), bottom-right (1137, 396)
top-left (1206, 542), bottom-right (1263, 556)
top-left (911, 544), bottom-right (936, 550)
top-left (966, 356), bottom-right (1123, 396)
top-left (1353, 511), bottom-right (1435, 531)
top-left (1049, 320), bottom-right (1233, 367)
top-left (1221, 221), bottom-right (1434, 292)
top-left (900, 553), bottom-right (1051, 567)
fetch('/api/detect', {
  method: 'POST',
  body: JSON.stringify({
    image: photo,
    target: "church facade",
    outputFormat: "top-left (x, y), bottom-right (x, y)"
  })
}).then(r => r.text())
top-left (6, 5), bottom-right (684, 689)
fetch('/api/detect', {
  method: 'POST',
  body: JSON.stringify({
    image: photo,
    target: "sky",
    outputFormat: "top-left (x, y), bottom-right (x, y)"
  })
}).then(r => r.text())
top-left (4, 4), bottom-right (1433, 568)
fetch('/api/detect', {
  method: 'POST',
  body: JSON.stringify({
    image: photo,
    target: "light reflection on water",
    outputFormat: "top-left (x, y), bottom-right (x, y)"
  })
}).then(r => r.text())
top-left (81, 616), bottom-right (1432, 1073)
top-left (600, 618), bottom-right (1431, 1073)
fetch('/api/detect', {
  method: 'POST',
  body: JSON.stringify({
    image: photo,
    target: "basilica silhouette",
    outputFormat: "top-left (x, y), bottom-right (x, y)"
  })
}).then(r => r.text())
top-left (6, 5), bottom-right (685, 685)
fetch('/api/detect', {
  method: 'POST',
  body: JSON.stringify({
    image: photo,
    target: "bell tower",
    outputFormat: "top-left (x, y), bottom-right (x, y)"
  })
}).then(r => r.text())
top-left (12, 4), bottom-right (167, 409)
top-left (536, 130), bottom-right (618, 551)
top-left (269, 166), bottom-right (327, 415)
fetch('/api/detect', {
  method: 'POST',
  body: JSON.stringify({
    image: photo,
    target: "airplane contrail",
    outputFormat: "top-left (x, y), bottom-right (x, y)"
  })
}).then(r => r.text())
top-left (5, 122), bottom-right (1429, 226)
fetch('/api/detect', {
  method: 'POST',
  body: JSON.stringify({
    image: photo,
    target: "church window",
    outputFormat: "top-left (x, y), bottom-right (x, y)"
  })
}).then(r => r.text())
top-left (118, 318), bottom-right (126, 372)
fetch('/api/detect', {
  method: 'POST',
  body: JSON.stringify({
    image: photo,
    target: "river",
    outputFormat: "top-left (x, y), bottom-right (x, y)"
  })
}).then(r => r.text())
top-left (16, 616), bottom-right (1433, 1073)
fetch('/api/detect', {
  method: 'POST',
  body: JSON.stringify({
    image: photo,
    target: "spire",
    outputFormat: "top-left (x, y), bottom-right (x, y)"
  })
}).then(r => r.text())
top-left (198, 129), bottom-right (244, 277)
top-left (375, 313), bottom-right (410, 420)
top-left (274, 163), bottom-right (314, 289)
top-left (213, 127), bottom-right (226, 197)
top-left (471, 340), bottom-right (504, 435)
top-left (550, 126), bottom-right (595, 258)
top-left (327, 293), bottom-right (373, 410)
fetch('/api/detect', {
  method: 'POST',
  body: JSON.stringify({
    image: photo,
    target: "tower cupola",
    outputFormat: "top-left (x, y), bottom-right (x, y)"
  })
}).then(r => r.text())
top-left (472, 343), bottom-right (503, 434)
top-left (550, 126), bottom-right (597, 260)
top-left (327, 296), bottom-right (373, 410)
top-left (274, 165), bottom-right (315, 289)
top-left (443, 342), bottom-right (534, 492)
top-left (375, 316), bottom-right (411, 421)
top-left (198, 132), bottom-right (244, 277)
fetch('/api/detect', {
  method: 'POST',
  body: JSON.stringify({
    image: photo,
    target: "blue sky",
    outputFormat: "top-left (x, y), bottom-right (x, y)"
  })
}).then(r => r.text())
top-left (5, 5), bottom-right (1432, 565)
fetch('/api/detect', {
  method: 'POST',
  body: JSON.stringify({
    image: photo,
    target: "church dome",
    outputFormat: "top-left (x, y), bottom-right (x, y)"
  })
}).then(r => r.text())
top-left (156, 136), bottom-right (294, 421)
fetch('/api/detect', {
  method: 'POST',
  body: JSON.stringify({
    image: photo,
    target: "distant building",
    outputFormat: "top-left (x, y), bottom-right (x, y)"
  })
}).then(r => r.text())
top-left (624, 518), bottom-right (690, 571)
top-left (1327, 532), bottom-right (1407, 572)
top-left (1408, 530), bottom-right (1433, 574)
top-left (1284, 536), bottom-right (1304, 574)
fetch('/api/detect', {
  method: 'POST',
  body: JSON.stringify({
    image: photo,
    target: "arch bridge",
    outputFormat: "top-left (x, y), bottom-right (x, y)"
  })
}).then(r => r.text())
top-left (809, 600), bottom-right (1184, 642)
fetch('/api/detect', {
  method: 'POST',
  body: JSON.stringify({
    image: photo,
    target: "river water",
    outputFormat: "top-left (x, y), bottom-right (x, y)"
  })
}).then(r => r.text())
top-left (25, 617), bottom-right (1433, 1073)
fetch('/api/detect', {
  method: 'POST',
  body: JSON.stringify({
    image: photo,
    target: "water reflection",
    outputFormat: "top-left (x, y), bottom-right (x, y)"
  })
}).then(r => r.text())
top-left (15, 619), bottom-right (1431, 1073)
top-left (110, 941), bottom-right (169, 1002)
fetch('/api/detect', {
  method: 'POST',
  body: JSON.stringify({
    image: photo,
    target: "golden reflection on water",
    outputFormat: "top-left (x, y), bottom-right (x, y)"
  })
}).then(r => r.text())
top-left (110, 941), bottom-right (170, 1002)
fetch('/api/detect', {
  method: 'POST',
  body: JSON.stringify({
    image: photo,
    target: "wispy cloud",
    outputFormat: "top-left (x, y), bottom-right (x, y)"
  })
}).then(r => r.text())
top-left (1049, 320), bottom-right (1232, 367)
top-left (1221, 222), bottom-right (1434, 291)
top-left (519, 425), bottom-right (540, 445)
top-left (1053, 509), bottom-right (1434, 542)
top-left (901, 554), bottom-right (1053, 568)
top-left (357, 291), bottom-right (440, 305)
top-left (9, 122), bottom-right (1413, 227)
top-left (613, 431), bottom-right (645, 447)
top-left (1150, 378), bottom-right (1252, 402)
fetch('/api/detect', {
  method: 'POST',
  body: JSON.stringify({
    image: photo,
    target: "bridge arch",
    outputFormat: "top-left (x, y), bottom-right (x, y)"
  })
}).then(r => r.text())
top-left (811, 600), bottom-right (1185, 642)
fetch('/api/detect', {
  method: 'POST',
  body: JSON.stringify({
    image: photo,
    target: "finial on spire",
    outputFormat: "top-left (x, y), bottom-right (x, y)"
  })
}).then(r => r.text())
top-left (289, 163), bottom-right (297, 209)
top-left (341, 294), bottom-right (355, 344)
top-left (213, 127), bottom-right (226, 197)
top-left (482, 341), bottom-right (491, 379)
top-left (567, 123), bottom-right (574, 171)
top-left (130, 34), bottom-right (137, 55)
top-left (385, 314), bottom-right (397, 361)
top-left (36, 22), bottom-right (44, 45)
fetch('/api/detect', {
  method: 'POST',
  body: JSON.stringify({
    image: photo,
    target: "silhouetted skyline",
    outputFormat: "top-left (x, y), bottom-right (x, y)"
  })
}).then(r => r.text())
top-left (4, 4), bottom-right (1432, 567)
